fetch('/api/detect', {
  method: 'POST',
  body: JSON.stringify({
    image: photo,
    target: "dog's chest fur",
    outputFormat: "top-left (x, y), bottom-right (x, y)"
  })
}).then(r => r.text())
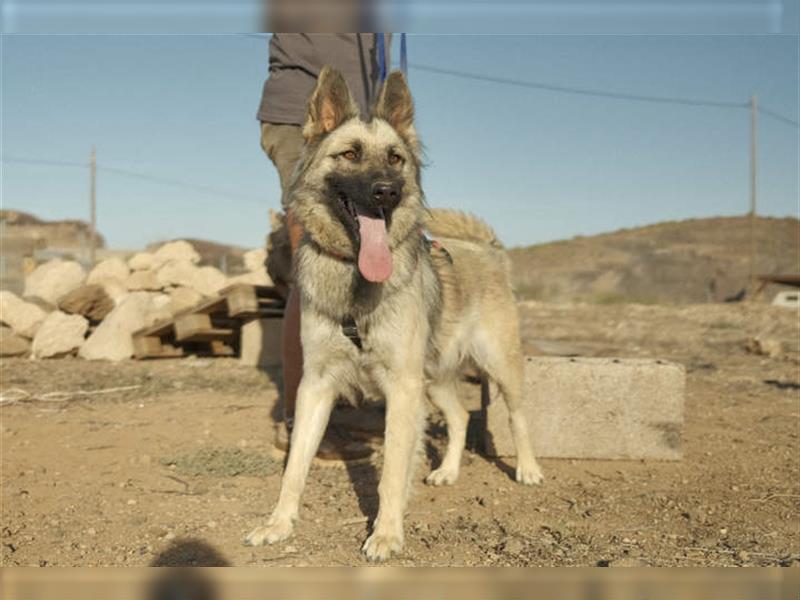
top-left (296, 236), bottom-right (442, 391)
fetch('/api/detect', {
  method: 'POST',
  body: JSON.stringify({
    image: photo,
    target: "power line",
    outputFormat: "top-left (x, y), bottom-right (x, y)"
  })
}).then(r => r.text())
top-left (239, 33), bottom-right (269, 41)
top-left (3, 156), bottom-right (87, 168)
top-left (409, 62), bottom-right (748, 109)
top-left (758, 105), bottom-right (800, 128)
top-left (97, 165), bottom-right (264, 203)
top-left (240, 36), bottom-right (799, 126)
top-left (240, 33), bottom-right (744, 109)
top-left (411, 63), bottom-right (799, 128)
top-left (3, 156), bottom-right (264, 204)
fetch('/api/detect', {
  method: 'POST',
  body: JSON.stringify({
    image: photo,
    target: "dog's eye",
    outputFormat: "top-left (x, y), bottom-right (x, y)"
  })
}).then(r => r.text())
top-left (388, 153), bottom-right (403, 166)
top-left (341, 150), bottom-right (357, 161)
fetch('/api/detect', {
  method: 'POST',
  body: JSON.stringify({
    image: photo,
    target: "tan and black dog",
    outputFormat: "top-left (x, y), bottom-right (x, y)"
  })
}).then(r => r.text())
top-left (245, 66), bottom-right (543, 561)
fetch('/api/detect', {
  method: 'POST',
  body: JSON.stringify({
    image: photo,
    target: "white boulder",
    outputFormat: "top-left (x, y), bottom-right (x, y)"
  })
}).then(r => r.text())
top-left (93, 278), bottom-right (130, 305)
top-left (128, 251), bottom-right (156, 271)
top-left (1, 325), bottom-right (31, 357)
top-left (86, 257), bottom-right (130, 286)
top-left (156, 261), bottom-right (197, 289)
top-left (126, 270), bottom-right (162, 292)
top-left (191, 266), bottom-right (228, 297)
top-left (151, 293), bottom-right (172, 312)
top-left (151, 240), bottom-right (200, 269)
top-left (24, 259), bottom-right (86, 305)
top-left (31, 311), bottom-right (88, 358)
top-left (0, 290), bottom-right (48, 338)
top-left (157, 262), bottom-right (227, 297)
top-left (79, 292), bottom-right (171, 361)
top-left (243, 248), bottom-right (267, 273)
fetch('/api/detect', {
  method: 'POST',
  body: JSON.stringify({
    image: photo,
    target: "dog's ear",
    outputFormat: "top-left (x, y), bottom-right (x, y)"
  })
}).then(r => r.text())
top-left (303, 66), bottom-right (360, 142)
top-left (374, 71), bottom-right (419, 153)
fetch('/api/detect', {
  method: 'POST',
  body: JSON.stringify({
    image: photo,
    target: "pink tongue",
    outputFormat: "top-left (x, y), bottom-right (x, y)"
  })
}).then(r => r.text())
top-left (356, 214), bottom-right (393, 283)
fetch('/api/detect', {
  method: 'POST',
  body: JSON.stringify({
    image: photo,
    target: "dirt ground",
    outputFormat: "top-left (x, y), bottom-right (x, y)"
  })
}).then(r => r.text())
top-left (1, 301), bottom-right (798, 567)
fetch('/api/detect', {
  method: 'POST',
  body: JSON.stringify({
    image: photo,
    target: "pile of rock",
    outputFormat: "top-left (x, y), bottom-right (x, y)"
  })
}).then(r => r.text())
top-left (0, 241), bottom-right (270, 361)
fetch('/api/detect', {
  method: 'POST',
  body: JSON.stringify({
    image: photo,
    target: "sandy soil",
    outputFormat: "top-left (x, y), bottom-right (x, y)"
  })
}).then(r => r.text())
top-left (1, 302), bottom-right (798, 566)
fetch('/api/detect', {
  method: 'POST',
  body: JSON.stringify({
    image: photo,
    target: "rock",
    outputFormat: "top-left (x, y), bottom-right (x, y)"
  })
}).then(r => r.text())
top-left (94, 278), bottom-right (129, 305)
top-left (499, 536), bottom-right (525, 555)
top-left (79, 292), bottom-right (171, 361)
top-left (128, 252), bottom-right (155, 271)
top-left (152, 240), bottom-right (200, 269)
top-left (58, 284), bottom-right (115, 322)
top-left (86, 258), bottom-right (129, 286)
top-left (1, 325), bottom-right (31, 357)
top-left (24, 295), bottom-right (56, 313)
top-left (31, 311), bottom-right (88, 358)
top-left (192, 266), bottom-right (227, 297)
top-left (0, 290), bottom-right (48, 338)
top-left (156, 261), bottom-right (198, 289)
top-left (759, 339), bottom-right (785, 359)
top-left (602, 557), bottom-right (649, 567)
top-left (243, 248), bottom-right (267, 273)
top-left (24, 259), bottom-right (86, 305)
top-left (227, 270), bottom-right (272, 287)
top-left (151, 293), bottom-right (172, 312)
top-left (125, 270), bottom-right (162, 292)
top-left (166, 286), bottom-right (203, 316)
top-left (484, 357), bottom-right (685, 460)
top-left (157, 262), bottom-right (227, 297)
top-left (745, 337), bottom-right (784, 359)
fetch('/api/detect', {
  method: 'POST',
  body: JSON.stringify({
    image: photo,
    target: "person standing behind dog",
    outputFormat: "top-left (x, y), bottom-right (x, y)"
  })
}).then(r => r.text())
top-left (258, 33), bottom-right (390, 463)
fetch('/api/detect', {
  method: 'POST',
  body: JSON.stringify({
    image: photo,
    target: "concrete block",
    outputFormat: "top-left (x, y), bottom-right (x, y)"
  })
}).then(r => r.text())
top-left (240, 318), bottom-right (283, 368)
top-left (483, 357), bottom-right (685, 460)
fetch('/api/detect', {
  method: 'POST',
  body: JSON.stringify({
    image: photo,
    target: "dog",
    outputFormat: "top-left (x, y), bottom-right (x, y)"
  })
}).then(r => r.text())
top-left (245, 66), bottom-right (543, 561)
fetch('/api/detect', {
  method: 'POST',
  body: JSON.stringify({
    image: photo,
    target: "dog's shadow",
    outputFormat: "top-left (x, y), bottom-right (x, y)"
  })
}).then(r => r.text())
top-left (344, 456), bottom-right (381, 524)
top-left (340, 405), bottom-right (518, 528)
top-left (341, 406), bottom-right (451, 526)
top-left (434, 409), bottom-right (519, 481)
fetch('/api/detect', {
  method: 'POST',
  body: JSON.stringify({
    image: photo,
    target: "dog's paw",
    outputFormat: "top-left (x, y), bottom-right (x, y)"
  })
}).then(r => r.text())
top-left (244, 517), bottom-right (294, 547)
top-left (362, 531), bottom-right (403, 562)
top-left (516, 459), bottom-right (544, 486)
top-left (425, 466), bottom-right (459, 486)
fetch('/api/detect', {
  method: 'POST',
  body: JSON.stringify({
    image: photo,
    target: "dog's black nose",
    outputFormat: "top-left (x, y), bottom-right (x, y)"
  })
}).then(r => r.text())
top-left (372, 181), bottom-right (400, 205)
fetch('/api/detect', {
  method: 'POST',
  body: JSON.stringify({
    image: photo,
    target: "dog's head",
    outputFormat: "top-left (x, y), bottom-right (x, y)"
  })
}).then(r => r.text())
top-left (288, 66), bottom-right (424, 283)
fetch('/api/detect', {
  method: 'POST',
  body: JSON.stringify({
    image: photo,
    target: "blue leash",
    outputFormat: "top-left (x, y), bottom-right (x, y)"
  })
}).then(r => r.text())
top-left (400, 33), bottom-right (407, 75)
top-left (376, 33), bottom-right (407, 82)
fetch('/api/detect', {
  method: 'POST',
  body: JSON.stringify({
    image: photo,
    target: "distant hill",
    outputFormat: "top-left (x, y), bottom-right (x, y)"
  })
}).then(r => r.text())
top-left (0, 209), bottom-right (105, 249)
top-left (509, 216), bottom-right (799, 304)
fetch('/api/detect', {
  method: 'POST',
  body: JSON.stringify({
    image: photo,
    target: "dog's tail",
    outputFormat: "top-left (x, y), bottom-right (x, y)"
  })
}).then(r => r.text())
top-left (424, 208), bottom-right (503, 249)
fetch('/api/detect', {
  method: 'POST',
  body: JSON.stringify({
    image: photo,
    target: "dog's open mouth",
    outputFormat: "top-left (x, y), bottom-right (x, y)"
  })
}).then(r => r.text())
top-left (337, 194), bottom-right (393, 283)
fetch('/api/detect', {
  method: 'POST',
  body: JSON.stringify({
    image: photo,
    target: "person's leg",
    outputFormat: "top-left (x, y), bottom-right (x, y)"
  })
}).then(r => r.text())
top-left (260, 123), bottom-right (373, 463)
top-left (260, 122), bottom-right (306, 430)
top-left (281, 210), bottom-right (305, 430)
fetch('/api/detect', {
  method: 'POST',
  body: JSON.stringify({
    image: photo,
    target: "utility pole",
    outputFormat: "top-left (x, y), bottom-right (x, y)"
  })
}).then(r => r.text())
top-left (89, 146), bottom-right (97, 266)
top-left (749, 95), bottom-right (757, 287)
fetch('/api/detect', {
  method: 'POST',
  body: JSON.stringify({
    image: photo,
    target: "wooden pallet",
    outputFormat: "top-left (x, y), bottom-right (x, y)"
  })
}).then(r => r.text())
top-left (753, 273), bottom-right (800, 298)
top-left (133, 284), bottom-right (285, 359)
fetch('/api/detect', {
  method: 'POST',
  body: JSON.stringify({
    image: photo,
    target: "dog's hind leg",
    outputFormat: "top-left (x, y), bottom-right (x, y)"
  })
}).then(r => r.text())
top-left (425, 378), bottom-right (469, 486)
top-left (477, 341), bottom-right (544, 486)
top-left (244, 376), bottom-right (336, 546)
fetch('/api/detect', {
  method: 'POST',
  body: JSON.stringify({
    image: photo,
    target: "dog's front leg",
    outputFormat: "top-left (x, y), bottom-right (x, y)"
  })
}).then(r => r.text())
top-left (245, 375), bottom-right (336, 546)
top-left (362, 378), bottom-right (424, 562)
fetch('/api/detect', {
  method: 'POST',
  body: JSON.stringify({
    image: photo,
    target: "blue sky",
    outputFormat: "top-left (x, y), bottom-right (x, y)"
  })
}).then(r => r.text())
top-left (2, 34), bottom-right (798, 250)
